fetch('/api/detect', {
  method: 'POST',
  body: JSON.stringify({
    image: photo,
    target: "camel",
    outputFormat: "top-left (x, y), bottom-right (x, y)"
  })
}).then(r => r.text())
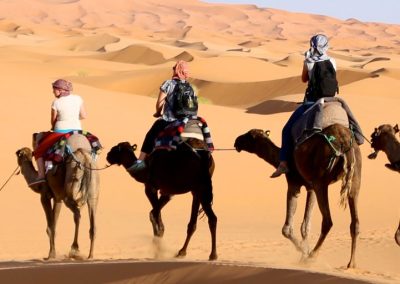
top-left (234, 124), bottom-right (362, 268)
top-left (16, 134), bottom-right (100, 259)
top-left (368, 123), bottom-right (400, 246)
top-left (106, 140), bottom-right (217, 260)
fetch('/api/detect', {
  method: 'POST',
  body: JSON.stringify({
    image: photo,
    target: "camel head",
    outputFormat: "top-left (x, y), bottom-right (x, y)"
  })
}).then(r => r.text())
top-left (234, 129), bottom-right (270, 153)
top-left (368, 124), bottom-right (399, 159)
top-left (16, 147), bottom-right (33, 165)
top-left (106, 142), bottom-right (138, 167)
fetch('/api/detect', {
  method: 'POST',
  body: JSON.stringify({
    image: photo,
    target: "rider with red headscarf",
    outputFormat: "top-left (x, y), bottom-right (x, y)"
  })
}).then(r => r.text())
top-left (132, 60), bottom-right (196, 171)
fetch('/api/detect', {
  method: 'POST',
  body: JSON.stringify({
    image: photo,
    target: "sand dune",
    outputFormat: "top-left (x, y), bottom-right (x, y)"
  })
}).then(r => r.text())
top-left (0, 0), bottom-right (399, 284)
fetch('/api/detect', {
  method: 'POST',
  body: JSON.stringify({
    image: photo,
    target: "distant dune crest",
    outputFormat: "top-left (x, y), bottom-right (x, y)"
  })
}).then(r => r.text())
top-left (0, 0), bottom-right (399, 52)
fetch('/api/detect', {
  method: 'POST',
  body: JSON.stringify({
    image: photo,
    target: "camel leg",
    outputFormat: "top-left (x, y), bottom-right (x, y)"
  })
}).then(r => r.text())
top-left (300, 189), bottom-right (316, 253)
top-left (68, 203), bottom-right (81, 258)
top-left (395, 220), bottom-right (400, 247)
top-left (145, 184), bottom-right (170, 237)
top-left (177, 195), bottom-right (200, 258)
top-left (40, 193), bottom-right (55, 260)
top-left (46, 200), bottom-right (62, 260)
top-left (200, 197), bottom-right (218, 261)
top-left (87, 198), bottom-right (97, 259)
top-left (309, 185), bottom-right (332, 259)
top-left (347, 195), bottom-right (359, 268)
top-left (282, 184), bottom-right (304, 253)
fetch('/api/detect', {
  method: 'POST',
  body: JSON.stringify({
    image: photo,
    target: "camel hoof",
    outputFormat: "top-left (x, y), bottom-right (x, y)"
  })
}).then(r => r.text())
top-left (347, 261), bottom-right (356, 269)
top-left (150, 211), bottom-right (164, 237)
top-left (44, 251), bottom-right (56, 260)
top-left (209, 253), bottom-right (218, 261)
top-left (68, 248), bottom-right (81, 259)
top-left (176, 250), bottom-right (186, 258)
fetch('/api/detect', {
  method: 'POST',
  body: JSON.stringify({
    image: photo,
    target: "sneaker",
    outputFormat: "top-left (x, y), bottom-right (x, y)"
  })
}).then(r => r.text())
top-left (128, 160), bottom-right (146, 173)
top-left (270, 164), bottom-right (289, 178)
top-left (28, 178), bottom-right (46, 186)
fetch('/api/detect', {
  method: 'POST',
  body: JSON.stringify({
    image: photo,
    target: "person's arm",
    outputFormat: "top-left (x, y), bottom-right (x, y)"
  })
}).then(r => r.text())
top-left (301, 62), bottom-right (309, 83)
top-left (51, 108), bottom-right (57, 130)
top-left (79, 102), bottom-right (87, 120)
top-left (154, 90), bottom-right (167, 117)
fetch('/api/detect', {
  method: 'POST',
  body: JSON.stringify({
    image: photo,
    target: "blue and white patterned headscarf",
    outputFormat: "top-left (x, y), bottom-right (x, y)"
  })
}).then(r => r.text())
top-left (305, 34), bottom-right (330, 63)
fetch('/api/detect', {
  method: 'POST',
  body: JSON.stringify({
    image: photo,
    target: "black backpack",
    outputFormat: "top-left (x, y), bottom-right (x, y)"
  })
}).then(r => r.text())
top-left (171, 80), bottom-right (198, 118)
top-left (305, 60), bottom-right (338, 102)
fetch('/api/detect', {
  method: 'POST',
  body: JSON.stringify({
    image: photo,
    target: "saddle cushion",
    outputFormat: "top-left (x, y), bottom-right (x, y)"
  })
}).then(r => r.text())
top-left (154, 116), bottom-right (214, 151)
top-left (292, 99), bottom-right (350, 145)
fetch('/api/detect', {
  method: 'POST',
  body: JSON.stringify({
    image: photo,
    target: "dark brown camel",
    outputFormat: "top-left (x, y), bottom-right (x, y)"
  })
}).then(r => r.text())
top-left (106, 140), bottom-right (217, 260)
top-left (368, 123), bottom-right (400, 246)
top-left (234, 124), bottom-right (362, 268)
top-left (16, 134), bottom-right (100, 259)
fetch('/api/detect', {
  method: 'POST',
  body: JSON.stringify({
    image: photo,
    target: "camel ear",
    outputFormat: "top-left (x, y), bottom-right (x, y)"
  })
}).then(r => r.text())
top-left (132, 144), bottom-right (137, 151)
top-left (264, 130), bottom-right (270, 137)
top-left (394, 124), bottom-right (399, 133)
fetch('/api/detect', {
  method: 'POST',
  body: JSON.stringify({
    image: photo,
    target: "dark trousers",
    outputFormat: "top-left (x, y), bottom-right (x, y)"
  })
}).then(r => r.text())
top-left (280, 102), bottom-right (314, 161)
top-left (141, 119), bottom-right (172, 154)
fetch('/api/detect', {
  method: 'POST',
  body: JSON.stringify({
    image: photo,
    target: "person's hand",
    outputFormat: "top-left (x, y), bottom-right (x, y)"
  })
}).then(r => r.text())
top-left (153, 112), bottom-right (161, 118)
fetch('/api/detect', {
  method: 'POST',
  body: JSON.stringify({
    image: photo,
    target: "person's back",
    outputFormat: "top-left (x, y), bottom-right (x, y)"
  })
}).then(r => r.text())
top-left (52, 94), bottom-right (83, 131)
top-left (305, 59), bottom-right (338, 102)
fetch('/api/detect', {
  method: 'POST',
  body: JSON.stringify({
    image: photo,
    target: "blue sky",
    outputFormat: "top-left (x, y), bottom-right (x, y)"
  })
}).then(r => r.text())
top-left (204, 0), bottom-right (400, 24)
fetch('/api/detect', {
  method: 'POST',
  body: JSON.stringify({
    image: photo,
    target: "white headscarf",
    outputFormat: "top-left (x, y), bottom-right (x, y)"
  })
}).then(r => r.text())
top-left (305, 34), bottom-right (330, 63)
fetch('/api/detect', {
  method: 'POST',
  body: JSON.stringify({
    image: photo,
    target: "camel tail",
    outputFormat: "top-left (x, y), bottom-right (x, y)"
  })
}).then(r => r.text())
top-left (339, 147), bottom-right (356, 208)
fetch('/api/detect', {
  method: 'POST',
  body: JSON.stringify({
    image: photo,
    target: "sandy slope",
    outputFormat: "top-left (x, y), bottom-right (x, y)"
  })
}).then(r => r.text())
top-left (0, 0), bottom-right (399, 283)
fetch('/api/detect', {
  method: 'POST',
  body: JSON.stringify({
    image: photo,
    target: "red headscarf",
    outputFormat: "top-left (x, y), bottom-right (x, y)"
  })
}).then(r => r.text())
top-left (172, 60), bottom-right (189, 80)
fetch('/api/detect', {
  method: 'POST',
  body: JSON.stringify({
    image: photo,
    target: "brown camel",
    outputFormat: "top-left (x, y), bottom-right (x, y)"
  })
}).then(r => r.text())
top-left (106, 140), bottom-right (217, 260)
top-left (368, 123), bottom-right (400, 246)
top-left (16, 134), bottom-right (100, 259)
top-left (234, 124), bottom-right (362, 268)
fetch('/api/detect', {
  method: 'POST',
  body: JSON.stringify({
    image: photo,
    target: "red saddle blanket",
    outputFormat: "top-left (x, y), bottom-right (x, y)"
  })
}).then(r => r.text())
top-left (33, 130), bottom-right (102, 163)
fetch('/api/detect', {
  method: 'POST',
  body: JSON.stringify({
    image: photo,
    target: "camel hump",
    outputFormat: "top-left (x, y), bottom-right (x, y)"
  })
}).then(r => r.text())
top-left (66, 134), bottom-right (92, 153)
top-left (321, 102), bottom-right (349, 129)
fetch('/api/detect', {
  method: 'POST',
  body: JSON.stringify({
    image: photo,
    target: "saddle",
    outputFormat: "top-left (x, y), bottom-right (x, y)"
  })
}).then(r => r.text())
top-left (154, 116), bottom-right (214, 151)
top-left (291, 97), bottom-right (360, 146)
top-left (33, 130), bottom-right (102, 172)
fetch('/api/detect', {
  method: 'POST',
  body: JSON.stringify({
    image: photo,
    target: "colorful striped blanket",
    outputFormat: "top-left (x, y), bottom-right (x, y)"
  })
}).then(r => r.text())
top-left (37, 130), bottom-right (102, 163)
top-left (154, 116), bottom-right (214, 152)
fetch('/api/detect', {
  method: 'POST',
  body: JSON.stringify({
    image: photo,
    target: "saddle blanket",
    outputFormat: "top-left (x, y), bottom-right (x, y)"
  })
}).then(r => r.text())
top-left (34, 130), bottom-right (102, 163)
top-left (292, 97), bottom-right (364, 145)
top-left (154, 116), bottom-right (214, 151)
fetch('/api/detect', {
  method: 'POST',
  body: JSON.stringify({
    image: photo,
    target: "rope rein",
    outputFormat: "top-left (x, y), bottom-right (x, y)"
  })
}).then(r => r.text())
top-left (66, 145), bottom-right (112, 171)
top-left (0, 166), bottom-right (20, 192)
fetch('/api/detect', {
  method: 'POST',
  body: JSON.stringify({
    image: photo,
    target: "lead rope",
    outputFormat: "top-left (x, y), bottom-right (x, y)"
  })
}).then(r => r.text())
top-left (66, 145), bottom-right (112, 171)
top-left (0, 165), bottom-right (20, 192)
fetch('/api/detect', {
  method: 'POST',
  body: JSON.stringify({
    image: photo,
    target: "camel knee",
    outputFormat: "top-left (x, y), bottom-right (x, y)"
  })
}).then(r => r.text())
top-left (207, 214), bottom-right (217, 229)
top-left (89, 227), bottom-right (96, 240)
top-left (301, 221), bottom-right (311, 239)
top-left (350, 220), bottom-right (359, 238)
top-left (321, 219), bottom-right (333, 235)
top-left (282, 225), bottom-right (293, 239)
top-left (187, 222), bottom-right (197, 235)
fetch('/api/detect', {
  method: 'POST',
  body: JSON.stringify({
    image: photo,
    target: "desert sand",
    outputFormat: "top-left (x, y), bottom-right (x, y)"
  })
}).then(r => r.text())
top-left (0, 0), bottom-right (399, 283)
